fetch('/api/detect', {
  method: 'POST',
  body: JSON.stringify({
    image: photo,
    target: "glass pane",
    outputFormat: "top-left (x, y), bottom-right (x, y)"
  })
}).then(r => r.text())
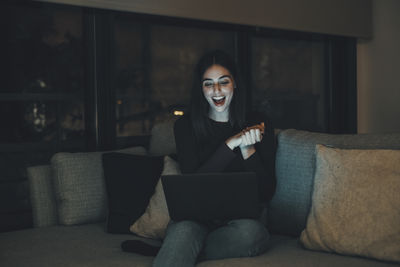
top-left (1, 3), bottom-right (83, 95)
top-left (0, 3), bottom-right (85, 143)
top-left (251, 37), bottom-right (326, 131)
top-left (114, 18), bottom-right (235, 137)
top-left (0, 101), bottom-right (84, 143)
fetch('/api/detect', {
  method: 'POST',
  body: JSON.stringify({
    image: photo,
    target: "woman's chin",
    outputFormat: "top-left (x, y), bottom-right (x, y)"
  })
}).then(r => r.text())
top-left (211, 105), bottom-right (229, 114)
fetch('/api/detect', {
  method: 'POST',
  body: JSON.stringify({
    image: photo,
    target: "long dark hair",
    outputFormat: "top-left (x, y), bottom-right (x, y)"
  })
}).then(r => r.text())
top-left (190, 50), bottom-right (247, 143)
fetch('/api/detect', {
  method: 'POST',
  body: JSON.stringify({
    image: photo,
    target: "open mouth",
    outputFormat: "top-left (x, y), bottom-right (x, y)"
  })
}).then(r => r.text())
top-left (212, 96), bottom-right (226, 106)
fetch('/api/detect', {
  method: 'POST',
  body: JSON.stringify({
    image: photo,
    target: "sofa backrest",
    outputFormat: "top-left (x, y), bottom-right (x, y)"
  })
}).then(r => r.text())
top-left (28, 146), bottom-right (148, 228)
top-left (28, 121), bottom-right (400, 233)
top-left (268, 129), bottom-right (400, 237)
top-left (28, 120), bottom-right (178, 228)
top-left (148, 119), bottom-right (177, 156)
top-left (28, 165), bottom-right (58, 228)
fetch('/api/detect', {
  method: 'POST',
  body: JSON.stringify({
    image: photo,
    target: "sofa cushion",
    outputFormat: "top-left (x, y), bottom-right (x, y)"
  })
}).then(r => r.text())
top-left (0, 223), bottom-right (157, 267)
top-left (300, 145), bottom-right (400, 263)
top-left (51, 147), bottom-right (147, 226)
top-left (130, 156), bottom-right (181, 239)
top-left (269, 129), bottom-right (400, 236)
top-left (198, 236), bottom-right (399, 267)
top-left (148, 120), bottom-right (177, 156)
top-left (28, 165), bottom-right (58, 227)
top-left (102, 153), bottom-right (164, 234)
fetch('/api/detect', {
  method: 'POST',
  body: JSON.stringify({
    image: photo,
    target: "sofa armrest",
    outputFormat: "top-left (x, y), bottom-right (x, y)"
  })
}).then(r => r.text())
top-left (27, 165), bottom-right (58, 227)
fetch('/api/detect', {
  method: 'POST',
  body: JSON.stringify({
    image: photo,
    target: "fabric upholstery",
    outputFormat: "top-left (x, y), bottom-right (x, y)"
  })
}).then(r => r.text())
top-left (148, 120), bottom-right (177, 156)
top-left (300, 145), bottom-right (400, 263)
top-left (27, 165), bottom-right (58, 227)
top-left (130, 156), bottom-right (181, 239)
top-left (51, 147), bottom-right (147, 226)
top-left (269, 129), bottom-right (400, 236)
top-left (102, 153), bottom-right (164, 234)
top-left (0, 224), bottom-right (396, 267)
top-left (0, 223), bottom-right (156, 267)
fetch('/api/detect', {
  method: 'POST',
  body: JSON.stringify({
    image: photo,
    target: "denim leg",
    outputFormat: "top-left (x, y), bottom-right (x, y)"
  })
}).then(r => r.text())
top-left (201, 219), bottom-right (270, 261)
top-left (152, 220), bottom-right (208, 267)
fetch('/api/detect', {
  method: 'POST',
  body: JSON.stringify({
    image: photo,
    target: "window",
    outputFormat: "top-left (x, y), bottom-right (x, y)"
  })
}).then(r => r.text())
top-left (0, 2), bottom-right (85, 232)
top-left (251, 36), bottom-right (326, 131)
top-left (114, 16), bottom-right (235, 137)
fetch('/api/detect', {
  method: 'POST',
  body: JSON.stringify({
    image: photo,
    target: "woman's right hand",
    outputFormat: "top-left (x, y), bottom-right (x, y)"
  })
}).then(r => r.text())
top-left (225, 132), bottom-right (244, 150)
top-left (225, 123), bottom-right (265, 150)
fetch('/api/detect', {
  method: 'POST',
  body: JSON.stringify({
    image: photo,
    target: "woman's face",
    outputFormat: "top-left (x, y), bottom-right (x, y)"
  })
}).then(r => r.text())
top-left (202, 64), bottom-right (235, 121)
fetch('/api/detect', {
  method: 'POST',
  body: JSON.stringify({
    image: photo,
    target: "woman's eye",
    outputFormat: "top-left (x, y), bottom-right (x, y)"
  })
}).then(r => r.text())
top-left (203, 82), bottom-right (213, 88)
top-left (219, 80), bottom-right (230, 86)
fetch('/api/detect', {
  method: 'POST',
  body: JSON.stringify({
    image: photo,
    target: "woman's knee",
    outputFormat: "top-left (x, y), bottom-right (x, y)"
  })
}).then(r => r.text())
top-left (228, 219), bottom-right (270, 241)
top-left (203, 219), bottom-right (270, 260)
top-left (166, 220), bottom-right (208, 238)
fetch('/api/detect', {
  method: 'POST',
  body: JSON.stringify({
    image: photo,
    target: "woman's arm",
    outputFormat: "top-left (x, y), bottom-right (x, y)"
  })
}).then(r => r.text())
top-left (174, 116), bottom-right (236, 173)
top-left (241, 120), bottom-right (276, 203)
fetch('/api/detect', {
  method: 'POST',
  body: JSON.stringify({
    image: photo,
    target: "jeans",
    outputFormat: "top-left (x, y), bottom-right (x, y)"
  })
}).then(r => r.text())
top-left (152, 219), bottom-right (270, 267)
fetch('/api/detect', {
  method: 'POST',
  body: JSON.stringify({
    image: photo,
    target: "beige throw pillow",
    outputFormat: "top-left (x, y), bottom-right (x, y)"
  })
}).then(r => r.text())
top-left (300, 145), bottom-right (400, 263)
top-left (130, 156), bottom-right (181, 239)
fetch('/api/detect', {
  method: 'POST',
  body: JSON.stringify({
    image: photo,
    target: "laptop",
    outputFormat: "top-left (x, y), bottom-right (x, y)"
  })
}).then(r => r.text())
top-left (161, 172), bottom-right (259, 222)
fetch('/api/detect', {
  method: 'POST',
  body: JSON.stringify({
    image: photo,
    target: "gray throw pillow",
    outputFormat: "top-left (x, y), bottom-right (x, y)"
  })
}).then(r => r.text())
top-left (269, 129), bottom-right (400, 236)
top-left (51, 147), bottom-right (147, 225)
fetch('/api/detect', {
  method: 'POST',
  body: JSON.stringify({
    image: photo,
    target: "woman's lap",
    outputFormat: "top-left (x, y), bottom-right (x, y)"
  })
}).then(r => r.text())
top-left (152, 220), bottom-right (208, 267)
top-left (201, 218), bottom-right (270, 260)
top-left (152, 219), bottom-right (270, 267)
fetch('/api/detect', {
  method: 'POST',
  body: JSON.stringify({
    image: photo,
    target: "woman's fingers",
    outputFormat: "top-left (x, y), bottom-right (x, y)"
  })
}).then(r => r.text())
top-left (245, 123), bottom-right (265, 135)
top-left (240, 134), bottom-right (247, 146)
top-left (240, 128), bottom-right (261, 145)
top-left (255, 128), bottom-right (261, 142)
top-left (238, 122), bottom-right (266, 147)
top-left (249, 129), bottom-right (256, 143)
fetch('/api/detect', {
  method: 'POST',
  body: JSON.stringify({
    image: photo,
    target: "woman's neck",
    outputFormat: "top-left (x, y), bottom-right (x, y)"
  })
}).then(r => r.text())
top-left (208, 110), bottom-right (229, 122)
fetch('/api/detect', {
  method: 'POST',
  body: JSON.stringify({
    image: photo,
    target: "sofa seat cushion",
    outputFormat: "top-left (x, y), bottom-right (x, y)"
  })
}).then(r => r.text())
top-left (198, 236), bottom-right (398, 267)
top-left (0, 223), bottom-right (156, 267)
top-left (0, 224), bottom-right (397, 267)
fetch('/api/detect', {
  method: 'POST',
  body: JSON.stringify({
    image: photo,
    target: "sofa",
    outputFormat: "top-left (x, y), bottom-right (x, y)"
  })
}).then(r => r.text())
top-left (1, 121), bottom-right (399, 267)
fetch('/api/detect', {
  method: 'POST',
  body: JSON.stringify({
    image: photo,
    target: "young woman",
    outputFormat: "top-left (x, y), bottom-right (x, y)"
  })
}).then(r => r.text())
top-left (152, 50), bottom-right (276, 267)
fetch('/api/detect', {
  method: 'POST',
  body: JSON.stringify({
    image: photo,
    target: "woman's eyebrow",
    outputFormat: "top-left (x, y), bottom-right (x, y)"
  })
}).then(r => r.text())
top-left (218, 75), bottom-right (231, 80)
top-left (202, 75), bottom-right (232, 82)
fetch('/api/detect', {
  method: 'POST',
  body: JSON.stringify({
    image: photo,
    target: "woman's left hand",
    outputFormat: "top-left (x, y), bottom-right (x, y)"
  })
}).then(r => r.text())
top-left (239, 123), bottom-right (264, 159)
top-left (239, 123), bottom-right (264, 148)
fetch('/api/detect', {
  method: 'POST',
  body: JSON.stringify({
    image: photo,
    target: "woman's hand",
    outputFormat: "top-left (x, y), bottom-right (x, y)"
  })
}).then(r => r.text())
top-left (225, 123), bottom-right (265, 158)
top-left (239, 123), bottom-right (264, 148)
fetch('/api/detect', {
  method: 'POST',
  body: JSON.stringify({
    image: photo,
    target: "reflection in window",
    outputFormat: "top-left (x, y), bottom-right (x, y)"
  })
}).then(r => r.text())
top-left (114, 18), bottom-right (235, 137)
top-left (0, 3), bottom-right (85, 143)
top-left (252, 37), bottom-right (326, 131)
top-left (0, 101), bottom-right (84, 143)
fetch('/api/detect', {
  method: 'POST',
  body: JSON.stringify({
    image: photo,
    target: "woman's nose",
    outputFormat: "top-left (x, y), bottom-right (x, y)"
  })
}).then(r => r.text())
top-left (213, 82), bottom-right (221, 92)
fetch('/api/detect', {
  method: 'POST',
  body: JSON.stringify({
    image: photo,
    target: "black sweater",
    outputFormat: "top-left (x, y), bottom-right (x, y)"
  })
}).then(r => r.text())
top-left (173, 113), bottom-right (276, 203)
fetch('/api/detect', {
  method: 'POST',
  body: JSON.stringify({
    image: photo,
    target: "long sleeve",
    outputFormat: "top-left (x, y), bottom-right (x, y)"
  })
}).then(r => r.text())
top-left (242, 121), bottom-right (276, 203)
top-left (173, 113), bottom-right (276, 203)
top-left (174, 116), bottom-right (236, 173)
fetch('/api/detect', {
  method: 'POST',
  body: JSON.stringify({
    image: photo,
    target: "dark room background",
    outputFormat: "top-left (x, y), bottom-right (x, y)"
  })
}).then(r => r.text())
top-left (0, 1), bottom-right (356, 232)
